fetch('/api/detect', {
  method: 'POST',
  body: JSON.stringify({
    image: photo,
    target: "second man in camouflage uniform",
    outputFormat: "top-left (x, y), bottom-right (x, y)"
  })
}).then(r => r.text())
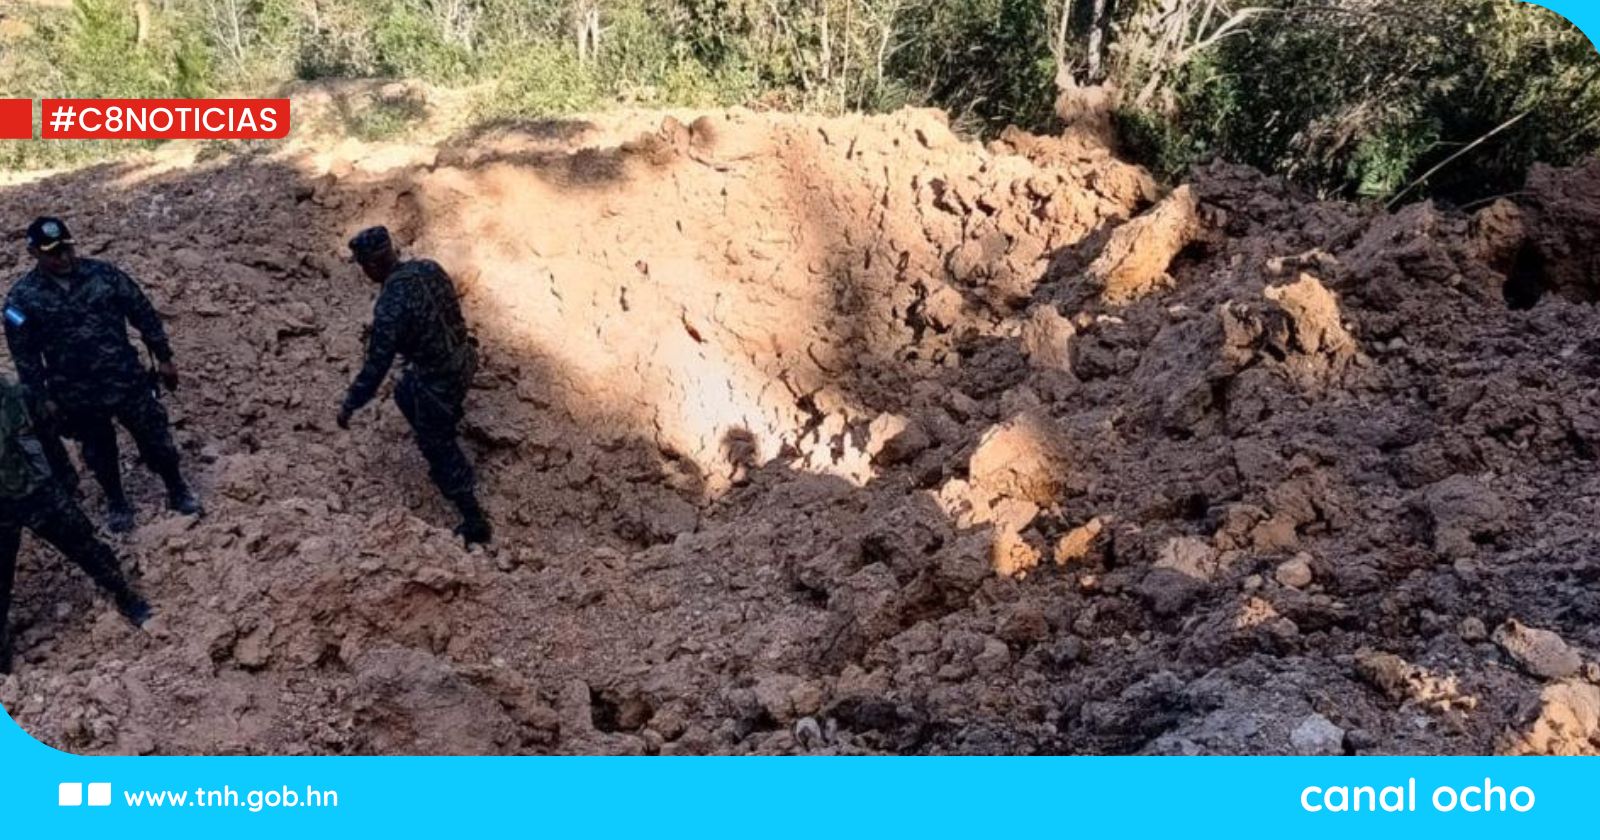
top-left (337, 226), bottom-right (491, 545)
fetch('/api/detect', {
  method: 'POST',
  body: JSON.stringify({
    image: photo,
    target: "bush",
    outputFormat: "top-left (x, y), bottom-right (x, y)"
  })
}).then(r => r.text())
top-left (0, 0), bottom-right (207, 168)
top-left (888, 0), bottom-right (1058, 131)
top-left (1110, 0), bottom-right (1600, 202)
top-left (477, 46), bottom-right (603, 120)
top-left (372, 10), bottom-right (475, 83)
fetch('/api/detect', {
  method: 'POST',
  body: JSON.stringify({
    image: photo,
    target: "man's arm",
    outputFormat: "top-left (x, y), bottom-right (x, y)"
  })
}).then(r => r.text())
top-left (113, 265), bottom-right (174, 364)
top-left (342, 285), bottom-right (407, 415)
top-left (3, 295), bottom-right (48, 396)
top-left (0, 387), bottom-right (52, 481)
top-left (0, 301), bottom-right (66, 483)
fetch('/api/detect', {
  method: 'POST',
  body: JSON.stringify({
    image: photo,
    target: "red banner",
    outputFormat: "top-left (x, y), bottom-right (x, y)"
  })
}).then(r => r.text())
top-left (39, 99), bottom-right (290, 140)
top-left (0, 99), bottom-right (31, 140)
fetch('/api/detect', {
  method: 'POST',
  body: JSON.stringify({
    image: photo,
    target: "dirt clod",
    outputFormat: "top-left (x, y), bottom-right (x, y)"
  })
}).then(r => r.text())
top-left (1089, 186), bottom-right (1203, 305)
top-left (1493, 620), bottom-right (1583, 681)
top-left (1274, 554), bottom-right (1314, 589)
top-left (1290, 714), bottom-right (1345, 756)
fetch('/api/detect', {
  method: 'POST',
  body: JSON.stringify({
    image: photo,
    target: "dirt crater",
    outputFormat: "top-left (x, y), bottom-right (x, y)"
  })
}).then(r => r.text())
top-left (0, 109), bottom-right (1597, 756)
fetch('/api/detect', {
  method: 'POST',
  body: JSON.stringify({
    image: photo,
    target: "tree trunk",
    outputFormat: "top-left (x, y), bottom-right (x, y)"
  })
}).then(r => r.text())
top-left (133, 0), bottom-right (151, 46)
top-left (1086, 0), bottom-right (1110, 82)
top-left (1053, 0), bottom-right (1075, 77)
top-left (575, 2), bottom-right (600, 64)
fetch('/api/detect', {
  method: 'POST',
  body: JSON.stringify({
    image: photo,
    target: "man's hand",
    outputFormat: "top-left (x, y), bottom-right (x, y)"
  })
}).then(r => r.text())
top-left (336, 404), bottom-right (353, 430)
top-left (157, 360), bottom-right (179, 391)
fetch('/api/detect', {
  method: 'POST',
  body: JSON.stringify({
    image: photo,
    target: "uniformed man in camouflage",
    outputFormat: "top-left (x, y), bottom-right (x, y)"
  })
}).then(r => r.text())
top-left (3, 217), bottom-right (203, 534)
top-left (337, 226), bottom-right (491, 545)
top-left (0, 375), bottom-right (152, 674)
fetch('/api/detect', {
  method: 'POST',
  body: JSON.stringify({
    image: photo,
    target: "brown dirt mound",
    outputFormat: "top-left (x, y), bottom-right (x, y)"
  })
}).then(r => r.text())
top-left (0, 111), bottom-right (1597, 756)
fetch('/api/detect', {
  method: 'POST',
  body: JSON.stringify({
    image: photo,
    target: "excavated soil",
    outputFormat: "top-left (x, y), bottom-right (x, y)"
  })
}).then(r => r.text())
top-left (1, 106), bottom-right (1599, 755)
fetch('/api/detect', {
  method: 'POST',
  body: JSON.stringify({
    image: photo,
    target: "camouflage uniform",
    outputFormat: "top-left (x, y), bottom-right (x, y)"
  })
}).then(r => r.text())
top-left (0, 378), bottom-right (146, 674)
top-left (3, 257), bottom-right (188, 509)
top-left (343, 258), bottom-right (479, 499)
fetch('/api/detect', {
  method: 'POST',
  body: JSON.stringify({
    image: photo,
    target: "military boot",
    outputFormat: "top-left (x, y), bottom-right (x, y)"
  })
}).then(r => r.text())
top-left (450, 492), bottom-right (493, 547)
top-left (115, 590), bottom-right (153, 629)
top-left (105, 497), bottom-right (135, 534)
top-left (166, 484), bottom-right (204, 517)
top-left (162, 471), bottom-right (204, 517)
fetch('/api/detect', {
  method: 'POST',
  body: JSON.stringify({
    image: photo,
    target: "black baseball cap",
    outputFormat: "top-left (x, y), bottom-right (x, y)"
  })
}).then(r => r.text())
top-left (26, 217), bottom-right (74, 252)
top-left (348, 225), bottom-right (393, 260)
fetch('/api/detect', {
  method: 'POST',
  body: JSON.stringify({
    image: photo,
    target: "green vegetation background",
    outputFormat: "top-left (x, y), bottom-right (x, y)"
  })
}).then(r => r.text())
top-left (2, 0), bottom-right (1597, 203)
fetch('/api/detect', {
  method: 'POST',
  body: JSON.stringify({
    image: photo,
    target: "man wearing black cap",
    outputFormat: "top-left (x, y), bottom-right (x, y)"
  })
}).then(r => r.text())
top-left (0, 374), bottom-right (152, 674)
top-left (3, 217), bottom-right (203, 534)
top-left (338, 226), bottom-right (491, 545)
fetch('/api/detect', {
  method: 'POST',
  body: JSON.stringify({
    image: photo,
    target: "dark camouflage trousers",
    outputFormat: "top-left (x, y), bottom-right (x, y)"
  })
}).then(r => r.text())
top-left (394, 371), bottom-right (475, 500)
top-left (57, 388), bottom-right (184, 501)
top-left (0, 483), bottom-right (138, 672)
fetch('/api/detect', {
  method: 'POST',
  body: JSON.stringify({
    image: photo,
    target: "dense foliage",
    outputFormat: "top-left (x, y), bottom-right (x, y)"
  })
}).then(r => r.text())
top-left (1, 0), bottom-right (1596, 201)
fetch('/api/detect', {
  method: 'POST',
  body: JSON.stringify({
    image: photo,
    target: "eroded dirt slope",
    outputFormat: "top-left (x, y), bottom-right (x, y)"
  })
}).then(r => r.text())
top-left (0, 108), bottom-right (1598, 755)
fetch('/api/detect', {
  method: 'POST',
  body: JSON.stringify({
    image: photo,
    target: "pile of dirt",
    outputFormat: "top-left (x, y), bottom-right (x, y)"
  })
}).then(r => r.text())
top-left (0, 107), bottom-right (1597, 755)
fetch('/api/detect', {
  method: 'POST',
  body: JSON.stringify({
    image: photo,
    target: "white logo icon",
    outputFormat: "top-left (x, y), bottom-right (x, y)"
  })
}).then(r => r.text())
top-left (58, 782), bottom-right (112, 807)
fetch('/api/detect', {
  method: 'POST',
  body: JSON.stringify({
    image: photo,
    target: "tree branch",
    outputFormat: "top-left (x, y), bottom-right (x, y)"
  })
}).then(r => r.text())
top-left (1385, 110), bottom-right (1531, 209)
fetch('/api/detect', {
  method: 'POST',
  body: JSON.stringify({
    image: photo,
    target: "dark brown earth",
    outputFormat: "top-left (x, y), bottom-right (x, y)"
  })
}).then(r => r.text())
top-left (0, 104), bottom-right (1598, 755)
